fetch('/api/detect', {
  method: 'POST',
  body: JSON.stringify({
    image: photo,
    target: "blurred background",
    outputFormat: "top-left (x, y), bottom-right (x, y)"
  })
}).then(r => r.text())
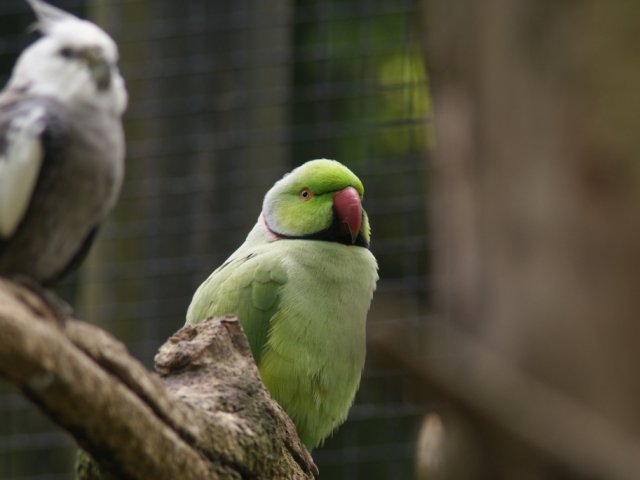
top-left (0, 0), bottom-right (432, 478)
top-left (5, 1), bottom-right (640, 479)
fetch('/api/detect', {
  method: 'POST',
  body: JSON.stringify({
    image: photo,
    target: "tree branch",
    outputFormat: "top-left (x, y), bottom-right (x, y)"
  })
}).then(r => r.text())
top-left (0, 278), bottom-right (317, 480)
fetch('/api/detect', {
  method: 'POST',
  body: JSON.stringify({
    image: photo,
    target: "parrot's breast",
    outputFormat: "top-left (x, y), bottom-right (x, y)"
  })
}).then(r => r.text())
top-left (185, 220), bottom-right (379, 449)
top-left (258, 239), bottom-right (378, 449)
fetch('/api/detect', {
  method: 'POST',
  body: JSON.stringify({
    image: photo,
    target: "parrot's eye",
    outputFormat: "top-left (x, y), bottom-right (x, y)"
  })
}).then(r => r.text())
top-left (299, 188), bottom-right (313, 201)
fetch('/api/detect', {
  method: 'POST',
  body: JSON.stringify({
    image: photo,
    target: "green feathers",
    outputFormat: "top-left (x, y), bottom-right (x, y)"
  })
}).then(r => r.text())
top-left (263, 159), bottom-right (369, 244)
top-left (186, 159), bottom-right (378, 449)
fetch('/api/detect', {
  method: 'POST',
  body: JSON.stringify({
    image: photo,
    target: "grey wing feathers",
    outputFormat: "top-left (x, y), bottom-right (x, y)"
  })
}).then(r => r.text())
top-left (0, 100), bottom-right (47, 238)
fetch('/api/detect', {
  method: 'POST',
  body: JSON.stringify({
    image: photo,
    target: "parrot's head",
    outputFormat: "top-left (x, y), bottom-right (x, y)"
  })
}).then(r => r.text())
top-left (262, 159), bottom-right (371, 248)
top-left (10, 0), bottom-right (127, 115)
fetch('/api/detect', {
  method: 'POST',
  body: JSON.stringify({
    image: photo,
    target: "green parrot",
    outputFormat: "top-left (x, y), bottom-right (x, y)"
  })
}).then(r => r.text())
top-left (186, 158), bottom-right (378, 449)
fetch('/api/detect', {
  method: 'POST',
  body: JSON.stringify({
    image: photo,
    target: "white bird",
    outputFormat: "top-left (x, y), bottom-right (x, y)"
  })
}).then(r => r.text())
top-left (0, 0), bottom-right (127, 284)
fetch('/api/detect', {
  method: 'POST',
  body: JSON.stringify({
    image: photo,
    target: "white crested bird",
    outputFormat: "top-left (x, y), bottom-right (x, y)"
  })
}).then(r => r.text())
top-left (0, 0), bottom-right (127, 284)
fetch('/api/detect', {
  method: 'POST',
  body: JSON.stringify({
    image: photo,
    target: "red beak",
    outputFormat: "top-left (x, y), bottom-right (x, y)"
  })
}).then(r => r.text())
top-left (333, 186), bottom-right (362, 244)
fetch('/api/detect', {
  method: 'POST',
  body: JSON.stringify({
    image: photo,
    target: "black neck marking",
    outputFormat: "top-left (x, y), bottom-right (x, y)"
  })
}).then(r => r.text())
top-left (266, 211), bottom-right (369, 248)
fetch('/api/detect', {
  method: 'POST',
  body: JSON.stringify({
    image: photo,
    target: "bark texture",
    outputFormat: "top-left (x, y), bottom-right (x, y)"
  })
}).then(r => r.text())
top-left (0, 278), bottom-right (316, 480)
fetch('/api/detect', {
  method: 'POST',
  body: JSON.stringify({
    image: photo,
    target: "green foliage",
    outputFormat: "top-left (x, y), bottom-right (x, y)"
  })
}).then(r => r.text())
top-left (75, 449), bottom-right (102, 480)
top-left (293, 2), bottom-right (432, 168)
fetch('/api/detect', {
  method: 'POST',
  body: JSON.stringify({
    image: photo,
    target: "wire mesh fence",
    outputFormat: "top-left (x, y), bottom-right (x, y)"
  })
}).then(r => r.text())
top-left (0, 0), bottom-right (432, 478)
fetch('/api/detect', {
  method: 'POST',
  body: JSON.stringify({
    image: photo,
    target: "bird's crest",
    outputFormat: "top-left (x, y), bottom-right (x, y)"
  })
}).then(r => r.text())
top-left (26, 0), bottom-right (79, 34)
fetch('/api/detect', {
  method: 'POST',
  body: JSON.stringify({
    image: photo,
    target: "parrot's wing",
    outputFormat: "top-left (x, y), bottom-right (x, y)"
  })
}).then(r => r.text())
top-left (187, 251), bottom-right (288, 364)
top-left (0, 100), bottom-right (47, 238)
